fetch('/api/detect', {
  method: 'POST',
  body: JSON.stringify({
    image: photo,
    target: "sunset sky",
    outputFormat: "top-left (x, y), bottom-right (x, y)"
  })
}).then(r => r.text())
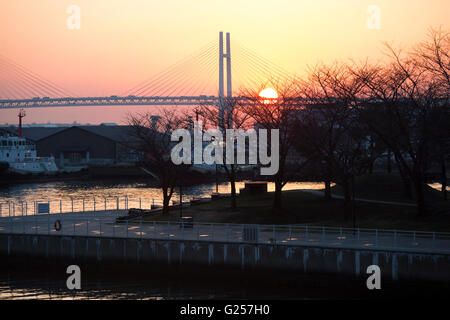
top-left (0, 0), bottom-right (449, 124)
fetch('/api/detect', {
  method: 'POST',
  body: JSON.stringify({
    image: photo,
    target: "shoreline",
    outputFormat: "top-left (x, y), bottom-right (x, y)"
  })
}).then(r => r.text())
top-left (2, 254), bottom-right (449, 299)
top-left (0, 169), bottom-right (237, 186)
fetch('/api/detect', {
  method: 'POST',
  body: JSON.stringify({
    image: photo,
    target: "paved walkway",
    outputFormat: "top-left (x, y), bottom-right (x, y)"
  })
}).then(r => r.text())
top-left (0, 211), bottom-right (449, 254)
top-left (302, 190), bottom-right (416, 206)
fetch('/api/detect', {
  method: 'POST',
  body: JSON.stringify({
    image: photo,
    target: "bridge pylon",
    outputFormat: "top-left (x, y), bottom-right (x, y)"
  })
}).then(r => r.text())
top-left (218, 31), bottom-right (232, 129)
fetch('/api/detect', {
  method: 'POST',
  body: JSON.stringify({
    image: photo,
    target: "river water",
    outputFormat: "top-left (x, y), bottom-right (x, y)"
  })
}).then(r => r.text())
top-left (1, 179), bottom-right (448, 300)
top-left (0, 179), bottom-right (328, 300)
top-left (0, 180), bottom-right (446, 217)
top-left (0, 180), bottom-right (326, 216)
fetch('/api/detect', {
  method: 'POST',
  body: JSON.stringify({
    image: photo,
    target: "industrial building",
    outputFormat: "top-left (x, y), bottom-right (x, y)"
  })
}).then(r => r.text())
top-left (1, 125), bottom-right (140, 168)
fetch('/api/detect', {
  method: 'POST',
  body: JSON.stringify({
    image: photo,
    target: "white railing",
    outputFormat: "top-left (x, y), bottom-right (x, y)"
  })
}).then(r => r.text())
top-left (0, 195), bottom-right (203, 217)
top-left (0, 215), bottom-right (449, 253)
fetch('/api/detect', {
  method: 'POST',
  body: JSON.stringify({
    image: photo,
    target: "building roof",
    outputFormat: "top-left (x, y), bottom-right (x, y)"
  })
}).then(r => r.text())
top-left (79, 126), bottom-right (136, 142)
top-left (0, 126), bottom-right (66, 141)
top-left (23, 127), bottom-right (67, 141)
top-left (0, 125), bottom-right (138, 142)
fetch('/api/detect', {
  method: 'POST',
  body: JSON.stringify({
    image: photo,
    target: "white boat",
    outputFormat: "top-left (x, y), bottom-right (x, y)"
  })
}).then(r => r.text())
top-left (0, 134), bottom-right (58, 174)
top-left (0, 110), bottom-right (58, 175)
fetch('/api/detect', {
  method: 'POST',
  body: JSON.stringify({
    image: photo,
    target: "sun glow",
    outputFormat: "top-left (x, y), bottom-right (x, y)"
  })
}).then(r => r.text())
top-left (259, 88), bottom-right (278, 104)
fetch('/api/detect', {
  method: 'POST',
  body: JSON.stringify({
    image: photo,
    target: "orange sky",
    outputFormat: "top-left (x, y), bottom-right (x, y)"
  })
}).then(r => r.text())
top-left (0, 0), bottom-right (449, 124)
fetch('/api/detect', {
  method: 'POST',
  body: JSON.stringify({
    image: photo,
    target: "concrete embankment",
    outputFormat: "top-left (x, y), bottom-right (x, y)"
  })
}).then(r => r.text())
top-left (1, 233), bottom-right (449, 283)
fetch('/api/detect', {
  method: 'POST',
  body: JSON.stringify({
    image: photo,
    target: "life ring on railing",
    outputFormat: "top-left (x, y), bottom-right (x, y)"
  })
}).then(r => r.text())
top-left (54, 220), bottom-right (62, 231)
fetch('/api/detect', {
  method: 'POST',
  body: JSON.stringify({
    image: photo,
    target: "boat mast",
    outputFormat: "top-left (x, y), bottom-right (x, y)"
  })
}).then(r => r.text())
top-left (18, 109), bottom-right (26, 138)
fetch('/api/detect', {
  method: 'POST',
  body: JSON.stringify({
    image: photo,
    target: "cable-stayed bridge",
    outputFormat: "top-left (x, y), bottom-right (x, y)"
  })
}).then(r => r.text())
top-left (0, 32), bottom-right (294, 116)
top-left (0, 95), bottom-right (220, 108)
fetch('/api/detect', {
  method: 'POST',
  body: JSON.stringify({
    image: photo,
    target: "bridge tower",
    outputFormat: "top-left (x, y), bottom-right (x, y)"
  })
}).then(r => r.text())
top-left (218, 31), bottom-right (232, 129)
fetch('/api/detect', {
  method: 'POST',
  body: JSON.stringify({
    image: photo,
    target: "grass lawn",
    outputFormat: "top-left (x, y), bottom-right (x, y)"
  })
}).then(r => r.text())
top-left (331, 173), bottom-right (447, 204)
top-left (142, 184), bottom-right (450, 232)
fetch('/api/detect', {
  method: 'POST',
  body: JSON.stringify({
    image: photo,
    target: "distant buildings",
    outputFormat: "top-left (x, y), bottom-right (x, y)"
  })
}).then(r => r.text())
top-left (0, 125), bottom-right (139, 168)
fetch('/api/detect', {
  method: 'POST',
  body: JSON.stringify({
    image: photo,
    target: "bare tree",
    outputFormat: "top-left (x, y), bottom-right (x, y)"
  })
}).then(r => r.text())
top-left (127, 109), bottom-right (190, 216)
top-left (239, 81), bottom-right (303, 210)
top-left (413, 27), bottom-right (450, 89)
top-left (353, 38), bottom-right (448, 215)
top-left (195, 100), bottom-right (251, 209)
top-left (427, 104), bottom-right (450, 200)
top-left (297, 63), bottom-right (372, 208)
top-left (413, 27), bottom-right (450, 199)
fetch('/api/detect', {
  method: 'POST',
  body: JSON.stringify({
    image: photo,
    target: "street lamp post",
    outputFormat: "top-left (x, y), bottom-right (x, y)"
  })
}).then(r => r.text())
top-left (351, 167), bottom-right (356, 230)
top-left (215, 164), bottom-right (219, 193)
top-left (179, 175), bottom-right (183, 219)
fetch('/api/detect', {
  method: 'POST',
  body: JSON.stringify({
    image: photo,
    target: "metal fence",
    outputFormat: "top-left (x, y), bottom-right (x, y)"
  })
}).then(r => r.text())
top-left (0, 214), bottom-right (449, 253)
top-left (0, 195), bottom-right (203, 217)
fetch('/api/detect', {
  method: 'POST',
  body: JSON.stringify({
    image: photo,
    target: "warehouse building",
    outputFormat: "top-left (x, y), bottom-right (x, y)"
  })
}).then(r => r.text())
top-left (1, 125), bottom-right (140, 168)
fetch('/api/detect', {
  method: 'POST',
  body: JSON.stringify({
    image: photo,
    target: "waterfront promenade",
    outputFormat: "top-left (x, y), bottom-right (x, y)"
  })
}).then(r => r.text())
top-left (1, 210), bottom-right (450, 283)
top-left (1, 211), bottom-right (449, 254)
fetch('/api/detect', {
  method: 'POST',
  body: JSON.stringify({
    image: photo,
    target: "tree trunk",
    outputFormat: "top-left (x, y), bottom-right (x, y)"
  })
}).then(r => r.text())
top-left (324, 179), bottom-right (332, 200)
top-left (369, 138), bottom-right (374, 174)
top-left (401, 175), bottom-right (413, 199)
top-left (273, 178), bottom-right (283, 210)
top-left (230, 173), bottom-right (237, 210)
top-left (441, 155), bottom-right (447, 200)
top-left (413, 174), bottom-right (426, 216)
top-left (162, 188), bottom-right (170, 216)
top-left (343, 178), bottom-right (351, 204)
top-left (387, 150), bottom-right (392, 173)
top-left (324, 160), bottom-right (332, 200)
top-left (395, 155), bottom-right (413, 199)
top-left (343, 178), bottom-right (351, 220)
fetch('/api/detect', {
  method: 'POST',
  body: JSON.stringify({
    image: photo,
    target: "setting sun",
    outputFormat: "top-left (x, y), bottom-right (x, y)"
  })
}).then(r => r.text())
top-left (259, 88), bottom-right (278, 104)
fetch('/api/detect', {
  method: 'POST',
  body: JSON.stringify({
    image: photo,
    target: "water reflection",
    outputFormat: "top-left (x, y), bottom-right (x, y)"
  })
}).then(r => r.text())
top-left (0, 271), bottom-right (292, 300)
top-left (428, 183), bottom-right (450, 192)
top-left (0, 180), bottom-right (446, 217)
top-left (0, 279), bottom-right (222, 300)
top-left (2, 179), bottom-right (445, 204)
top-left (0, 180), bottom-right (329, 217)
top-left (0, 180), bottom-right (326, 205)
